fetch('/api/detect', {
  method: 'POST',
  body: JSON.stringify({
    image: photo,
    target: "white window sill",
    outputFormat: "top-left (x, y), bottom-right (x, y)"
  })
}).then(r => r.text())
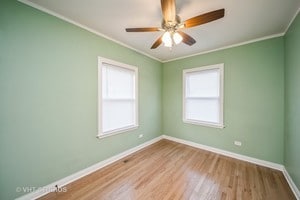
top-left (97, 125), bottom-right (139, 139)
top-left (183, 119), bottom-right (224, 129)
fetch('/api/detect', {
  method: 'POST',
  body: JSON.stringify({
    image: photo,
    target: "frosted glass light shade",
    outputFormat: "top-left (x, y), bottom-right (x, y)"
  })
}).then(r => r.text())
top-left (173, 32), bottom-right (183, 44)
top-left (162, 31), bottom-right (172, 47)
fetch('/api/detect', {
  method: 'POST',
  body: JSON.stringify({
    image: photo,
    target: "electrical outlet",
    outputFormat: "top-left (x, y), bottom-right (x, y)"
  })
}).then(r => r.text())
top-left (138, 134), bottom-right (143, 138)
top-left (234, 141), bottom-right (242, 146)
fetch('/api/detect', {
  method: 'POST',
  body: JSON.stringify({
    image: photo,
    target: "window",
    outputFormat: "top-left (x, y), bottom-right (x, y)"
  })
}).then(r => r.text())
top-left (183, 63), bottom-right (224, 128)
top-left (98, 57), bottom-right (138, 138)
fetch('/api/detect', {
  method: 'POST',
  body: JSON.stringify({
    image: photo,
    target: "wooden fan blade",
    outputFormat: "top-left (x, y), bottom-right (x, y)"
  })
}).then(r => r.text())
top-left (161, 0), bottom-right (176, 22)
top-left (177, 31), bottom-right (196, 46)
top-left (184, 9), bottom-right (225, 28)
top-left (126, 27), bottom-right (160, 32)
top-left (151, 35), bottom-right (163, 49)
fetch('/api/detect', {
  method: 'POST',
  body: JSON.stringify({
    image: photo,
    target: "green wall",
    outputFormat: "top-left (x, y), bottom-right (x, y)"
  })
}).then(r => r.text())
top-left (0, 1), bottom-right (162, 199)
top-left (163, 38), bottom-right (285, 164)
top-left (1, 0), bottom-right (299, 199)
top-left (285, 13), bottom-right (300, 189)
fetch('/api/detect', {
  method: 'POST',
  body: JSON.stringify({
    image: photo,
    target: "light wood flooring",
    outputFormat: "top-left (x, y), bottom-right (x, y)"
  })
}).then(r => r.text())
top-left (39, 139), bottom-right (296, 200)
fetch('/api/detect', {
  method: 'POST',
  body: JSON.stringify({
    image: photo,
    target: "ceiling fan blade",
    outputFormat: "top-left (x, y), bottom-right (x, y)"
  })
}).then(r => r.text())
top-left (126, 27), bottom-right (161, 32)
top-left (161, 0), bottom-right (176, 22)
top-left (151, 35), bottom-right (163, 49)
top-left (177, 31), bottom-right (196, 46)
top-left (184, 9), bottom-right (225, 28)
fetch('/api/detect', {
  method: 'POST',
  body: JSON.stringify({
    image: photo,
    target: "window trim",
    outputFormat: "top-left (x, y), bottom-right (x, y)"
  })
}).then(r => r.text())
top-left (182, 63), bottom-right (224, 129)
top-left (97, 57), bottom-right (139, 138)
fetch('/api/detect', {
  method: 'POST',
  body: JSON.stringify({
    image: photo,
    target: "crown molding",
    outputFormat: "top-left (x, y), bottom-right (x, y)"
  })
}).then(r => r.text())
top-left (162, 33), bottom-right (284, 63)
top-left (18, 0), bottom-right (299, 64)
top-left (17, 0), bottom-right (162, 62)
top-left (284, 7), bottom-right (300, 34)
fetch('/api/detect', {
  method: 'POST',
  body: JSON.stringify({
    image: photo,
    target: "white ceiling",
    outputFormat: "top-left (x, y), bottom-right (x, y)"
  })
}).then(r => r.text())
top-left (20, 0), bottom-right (300, 62)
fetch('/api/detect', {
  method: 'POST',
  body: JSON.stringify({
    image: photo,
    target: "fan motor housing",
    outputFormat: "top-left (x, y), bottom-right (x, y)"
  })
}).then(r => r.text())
top-left (162, 15), bottom-right (181, 31)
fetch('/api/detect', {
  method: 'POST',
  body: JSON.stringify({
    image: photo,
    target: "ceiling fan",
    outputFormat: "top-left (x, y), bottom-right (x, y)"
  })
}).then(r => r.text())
top-left (125, 0), bottom-right (225, 49)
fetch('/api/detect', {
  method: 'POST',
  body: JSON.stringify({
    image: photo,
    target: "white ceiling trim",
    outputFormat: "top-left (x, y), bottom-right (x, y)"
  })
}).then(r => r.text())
top-left (162, 33), bottom-right (284, 63)
top-left (18, 0), bottom-right (299, 64)
top-left (163, 8), bottom-right (300, 63)
top-left (18, 0), bottom-right (162, 62)
top-left (284, 7), bottom-right (300, 34)
top-left (166, 8), bottom-right (300, 63)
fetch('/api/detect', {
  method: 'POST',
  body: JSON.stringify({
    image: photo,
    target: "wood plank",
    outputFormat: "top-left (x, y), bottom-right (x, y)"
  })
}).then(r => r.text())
top-left (39, 140), bottom-right (296, 200)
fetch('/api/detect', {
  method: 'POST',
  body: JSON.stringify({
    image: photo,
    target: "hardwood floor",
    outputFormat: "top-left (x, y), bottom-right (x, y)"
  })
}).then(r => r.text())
top-left (39, 140), bottom-right (296, 200)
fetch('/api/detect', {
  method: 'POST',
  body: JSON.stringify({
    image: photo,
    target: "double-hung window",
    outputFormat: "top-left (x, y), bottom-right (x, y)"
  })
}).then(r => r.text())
top-left (183, 63), bottom-right (224, 128)
top-left (98, 57), bottom-right (138, 138)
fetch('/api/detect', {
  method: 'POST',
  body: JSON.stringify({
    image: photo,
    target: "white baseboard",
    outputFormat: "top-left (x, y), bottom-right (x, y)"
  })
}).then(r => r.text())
top-left (283, 167), bottom-right (300, 200)
top-left (16, 135), bottom-right (163, 200)
top-left (16, 134), bottom-right (299, 200)
top-left (162, 135), bottom-right (284, 171)
top-left (162, 135), bottom-right (300, 199)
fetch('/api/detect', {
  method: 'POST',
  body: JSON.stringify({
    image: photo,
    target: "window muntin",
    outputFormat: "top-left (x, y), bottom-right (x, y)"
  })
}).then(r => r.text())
top-left (183, 64), bottom-right (224, 128)
top-left (98, 57), bottom-right (138, 138)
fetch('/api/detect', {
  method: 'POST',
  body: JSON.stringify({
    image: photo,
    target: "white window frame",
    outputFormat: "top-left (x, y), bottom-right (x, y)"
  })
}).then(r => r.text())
top-left (97, 57), bottom-right (138, 138)
top-left (183, 63), bottom-right (224, 129)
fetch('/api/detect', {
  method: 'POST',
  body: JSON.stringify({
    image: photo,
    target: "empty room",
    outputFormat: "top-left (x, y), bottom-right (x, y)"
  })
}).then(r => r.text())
top-left (1, 0), bottom-right (300, 199)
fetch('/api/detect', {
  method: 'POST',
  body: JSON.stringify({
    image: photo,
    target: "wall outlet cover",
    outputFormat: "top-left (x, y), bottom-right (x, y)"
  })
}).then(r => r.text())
top-left (234, 141), bottom-right (242, 146)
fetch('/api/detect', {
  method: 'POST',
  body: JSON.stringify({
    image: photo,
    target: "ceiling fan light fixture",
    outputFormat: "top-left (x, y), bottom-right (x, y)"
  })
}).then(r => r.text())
top-left (125, 1), bottom-right (225, 49)
top-left (173, 32), bottom-right (183, 44)
top-left (162, 31), bottom-right (173, 47)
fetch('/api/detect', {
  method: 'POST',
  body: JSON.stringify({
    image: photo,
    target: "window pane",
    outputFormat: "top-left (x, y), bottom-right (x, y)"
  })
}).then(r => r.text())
top-left (102, 100), bottom-right (135, 133)
top-left (102, 63), bottom-right (135, 99)
top-left (185, 98), bottom-right (220, 124)
top-left (99, 58), bottom-right (138, 136)
top-left (186, 69), bottom-right (220, 98)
